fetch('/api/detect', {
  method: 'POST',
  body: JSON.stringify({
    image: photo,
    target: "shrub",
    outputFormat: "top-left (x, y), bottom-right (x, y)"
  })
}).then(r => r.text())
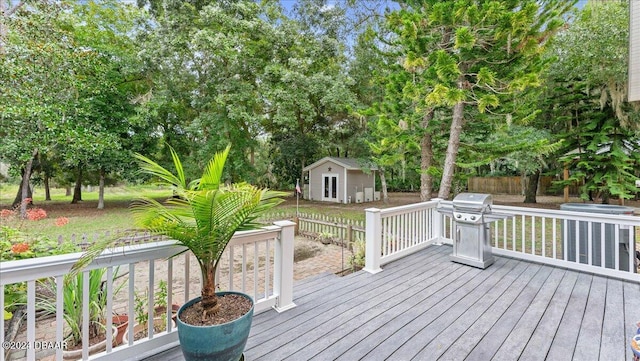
top-left (348, 237), bottom-right (366, 271)
top-left (55, 217), bottom-right (69, 227)
top-left (1, 226), bottom-right (79, 320)
top-left (26, 208), bottom-right (47, 221)
top-left (0, 209), bottom-right (15, 218)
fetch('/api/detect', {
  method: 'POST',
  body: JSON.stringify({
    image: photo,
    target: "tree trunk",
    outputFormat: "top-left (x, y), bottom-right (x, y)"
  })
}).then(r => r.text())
top-left (379, 167), bottom-right (389, 204)
top-left (71, 166), bottom-right (83, 204)
top-left (524, 170), bottom-right (540, 203)
top-left (19, 155), bottom-right (35, 218)
top-left (200, 264), bottom-right (219, 317)
top-left (44, 175), bottom-right (51, 201)
top-left (12, 149), bottom-right (37, 219)
top-left (438, 101), bottom-right (465, 199)
top-left (65, 186), bottom-right (72, 196)
top-left (97, 168), bottom-right (105, 209)
top-left (420, 109), bottom-right (434, 201)
top-left (12, 168), bottom-right (33, 210)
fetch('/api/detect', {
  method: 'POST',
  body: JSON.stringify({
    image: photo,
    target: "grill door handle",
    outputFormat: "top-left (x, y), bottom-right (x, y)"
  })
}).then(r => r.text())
top-left (456, 228), bottom-right (460, 243)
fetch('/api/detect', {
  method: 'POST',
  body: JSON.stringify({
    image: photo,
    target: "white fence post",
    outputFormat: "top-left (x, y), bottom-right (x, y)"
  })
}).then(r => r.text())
top-left (273, 220), bottom-right (297, 312)
top-left (364, 208), bottom-right (383, 274)
top-left (432, 198), bottom-right (444, 244)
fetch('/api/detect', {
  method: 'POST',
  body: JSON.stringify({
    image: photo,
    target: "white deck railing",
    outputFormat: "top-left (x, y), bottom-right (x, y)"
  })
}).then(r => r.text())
top-left (0, 220), bottom-right (296, 361)
top-left (364, 199), bottom-right (444, 273)
top-left (365, 200), bottom-right (640, 282)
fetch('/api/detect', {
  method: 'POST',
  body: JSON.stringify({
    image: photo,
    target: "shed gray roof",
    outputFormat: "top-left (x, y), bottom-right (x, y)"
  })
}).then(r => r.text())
top-left (303, 157), bottom-right (378, 172)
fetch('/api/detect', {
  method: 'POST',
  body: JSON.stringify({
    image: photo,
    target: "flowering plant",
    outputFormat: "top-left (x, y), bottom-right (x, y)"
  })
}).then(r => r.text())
top-left (0, 226), bottom-right (78, 260)
top-left (26, 208), bottom-right (47, 221)
top-left (1, 226), bottom-right (79, 320)
top-left (0, 209), bottom-right (15, 218)
top-left (55, 217), bottom-right (69, 227)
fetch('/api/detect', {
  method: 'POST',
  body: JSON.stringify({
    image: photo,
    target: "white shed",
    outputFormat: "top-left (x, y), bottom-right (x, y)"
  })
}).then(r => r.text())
top-left (302, 157), bottom-right (378, 204)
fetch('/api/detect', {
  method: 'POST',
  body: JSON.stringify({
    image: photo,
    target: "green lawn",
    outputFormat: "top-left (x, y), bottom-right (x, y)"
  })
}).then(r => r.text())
top-left (0, 184), bottom-right (173, 242)
top-left (0, 183), bottom-right (364, 245)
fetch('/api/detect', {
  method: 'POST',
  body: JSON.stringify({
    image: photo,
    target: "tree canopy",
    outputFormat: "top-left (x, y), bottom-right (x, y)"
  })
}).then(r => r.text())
top-left (0, 0), bottom-right (637, 208)
top-left (545, 1), bottom-right (640, 202)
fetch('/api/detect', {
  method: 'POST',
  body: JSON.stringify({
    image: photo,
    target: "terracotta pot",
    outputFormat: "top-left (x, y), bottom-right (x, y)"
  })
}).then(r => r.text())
top-left (154, 304), bottom-right (180, 321)
top-left (62, 325), bottom-right (118, 360)
top-left (112, 315), bottom-right (129, 345)
top-left (123, 317), bottom-right (176, 344)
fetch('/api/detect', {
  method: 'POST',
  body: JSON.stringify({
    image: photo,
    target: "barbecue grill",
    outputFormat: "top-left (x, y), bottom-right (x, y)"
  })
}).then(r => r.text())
top-left (437, 193), bottom-right (506, 269)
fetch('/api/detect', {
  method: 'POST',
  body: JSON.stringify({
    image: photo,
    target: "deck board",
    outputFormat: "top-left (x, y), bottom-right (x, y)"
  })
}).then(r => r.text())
top-left (301, 257), bottom-right (467, 360)
top-left (518, 270), bottom-right (578, 361)
top-left (255, 247), bottom-right (456, 360)
top-left (573, 275), bottom-right (607, 360)
top-left (332, 259), bottom-right (471, 361)
top-left (415, 258), bottom-right (528, 360)
top-left (437, 262), bottom-right (541, 361)
top-left (143, 245), bottom-right (639, 361)
top-left (462, 263), bottom-right (552, 361)
top-left (624, 281), bottom-right (640, 360)
top-left (248, 247), bottom-right (451, 359)
top-left (492, 267), bottom-right (567, 360)
top-left (385, 258), bottom-right (514, 361)
top-left (352, 263), bottom-right (484, 361)
top-left (546, 272), bottom-right (592, 361)
top-left (600, 278), bottom-right (626, 360)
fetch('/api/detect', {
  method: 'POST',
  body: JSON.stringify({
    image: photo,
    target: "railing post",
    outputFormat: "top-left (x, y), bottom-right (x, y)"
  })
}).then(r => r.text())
top-left (364, 208), bottom-right (383, 274)
top-left (273, 220), bottom-right (297, 312)
top-left (432, 198), bottom-right (444, 244)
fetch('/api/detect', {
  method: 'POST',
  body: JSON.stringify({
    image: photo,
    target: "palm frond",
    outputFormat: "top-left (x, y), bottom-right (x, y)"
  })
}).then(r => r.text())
top-left (70, 233), bottom-right (122, 279)
top-left (198, 145), bottom-right (230, 190)
top-left (130, 197), bottom-right (198, 243)
top-left (168, 146), bottom-right (187, 188)
top-left (133, 148), bottom-right (186, 188)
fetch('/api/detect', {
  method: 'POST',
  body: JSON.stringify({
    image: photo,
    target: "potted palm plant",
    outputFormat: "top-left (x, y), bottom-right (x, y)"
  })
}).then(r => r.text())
top-left (76, 145), bottom-right (283, 361)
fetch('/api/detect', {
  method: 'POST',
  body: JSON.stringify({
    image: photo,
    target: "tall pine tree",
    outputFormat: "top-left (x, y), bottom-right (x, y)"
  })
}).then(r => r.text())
top-left (385, 0), bottom-right (574, 199)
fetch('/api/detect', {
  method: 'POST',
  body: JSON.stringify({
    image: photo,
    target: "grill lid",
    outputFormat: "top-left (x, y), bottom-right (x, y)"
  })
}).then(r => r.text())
top-left (452, 193), bottom-right (492, 213)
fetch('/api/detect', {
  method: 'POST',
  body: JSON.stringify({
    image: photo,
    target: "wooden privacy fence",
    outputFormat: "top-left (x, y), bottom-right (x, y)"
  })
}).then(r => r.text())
top-left (468, 176), bottom-right (523, 195)
top-left (467, 176), bottom-right (581, 195)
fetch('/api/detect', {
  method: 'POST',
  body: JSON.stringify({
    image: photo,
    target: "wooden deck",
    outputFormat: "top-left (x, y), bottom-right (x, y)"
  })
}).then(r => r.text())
top-left (145, 244), bottom-right (640, 360)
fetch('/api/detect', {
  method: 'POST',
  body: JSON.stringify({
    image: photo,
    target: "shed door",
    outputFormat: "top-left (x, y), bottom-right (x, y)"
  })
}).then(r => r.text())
top-left (322, 174), bottom-right (338, 202)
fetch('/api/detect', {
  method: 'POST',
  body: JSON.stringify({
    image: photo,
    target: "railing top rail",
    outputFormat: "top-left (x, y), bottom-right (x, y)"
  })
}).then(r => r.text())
top-left (0, 224), bottom-right (289, 286)
top-left (0, 241), bottom-right (185, 286)
top-left (373, 200), bottom-right (440, 217)
top-left (228, 226), bottom-right (282, 246)
top-left (491, 204), bottom-right (640, 225)
top-left (365, 199), bottom-right (639, 225)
